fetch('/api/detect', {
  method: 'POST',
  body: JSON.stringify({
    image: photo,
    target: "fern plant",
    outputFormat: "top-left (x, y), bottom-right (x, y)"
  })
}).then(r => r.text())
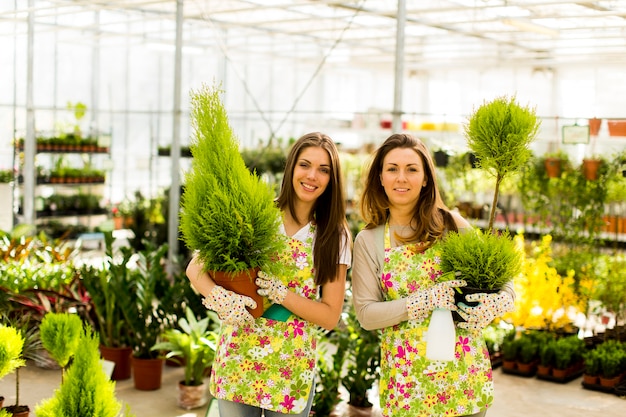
top-left (180, 84), bottom-right (285, 275)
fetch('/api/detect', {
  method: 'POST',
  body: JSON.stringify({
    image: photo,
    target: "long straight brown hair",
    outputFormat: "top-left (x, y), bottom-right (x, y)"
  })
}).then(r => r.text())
top-left (359, 133), bottom-right (457, 248)
top-left (277, 132), bottom-right (351, 286)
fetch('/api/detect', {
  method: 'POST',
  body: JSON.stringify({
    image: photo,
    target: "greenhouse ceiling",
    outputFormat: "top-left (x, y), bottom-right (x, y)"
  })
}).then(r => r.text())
top-left (4, 0), bottom-right (626, 70)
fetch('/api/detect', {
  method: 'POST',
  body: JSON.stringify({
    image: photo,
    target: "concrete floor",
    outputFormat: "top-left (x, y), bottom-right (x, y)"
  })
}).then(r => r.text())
top-left (1, 361), bottom-right (623, 417)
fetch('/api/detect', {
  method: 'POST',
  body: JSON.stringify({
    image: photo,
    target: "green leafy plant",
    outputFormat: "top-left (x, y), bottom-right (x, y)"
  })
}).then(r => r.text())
top-left (151, 306), bottom-right (219, 387)
top-left (341, 308), bottom-right (380, 408)
top-left (80, 232), bottom-right (133, 348)
top-left (179, 84), bottom-right (285, 275)
top-left (35, 326), bottom-right (125, 417)
top-left (465, 95), bottom-right (540, 230)
top-left (438, 228), bottom-right (522, 290)
top-left (312, 327), bottom-right (350, 416)
top-left (117, 241), bottom-right (172, 359)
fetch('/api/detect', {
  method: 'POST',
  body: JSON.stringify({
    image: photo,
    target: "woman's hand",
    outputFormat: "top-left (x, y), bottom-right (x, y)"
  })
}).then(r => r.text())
top-left (456, 291), bottom-right (514, 331)
top-left (256, 271), bottom-right (288, 304)
top-left (202, 285), bottom-right (257, 326)
top-left (406, 279), bottom-right (466, 321)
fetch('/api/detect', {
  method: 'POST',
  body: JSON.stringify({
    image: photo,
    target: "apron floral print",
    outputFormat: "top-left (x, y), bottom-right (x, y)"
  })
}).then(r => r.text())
top-left (210, 224), bottom-right (318, 414)
top-left (379, 223), bottom-right (494, 417)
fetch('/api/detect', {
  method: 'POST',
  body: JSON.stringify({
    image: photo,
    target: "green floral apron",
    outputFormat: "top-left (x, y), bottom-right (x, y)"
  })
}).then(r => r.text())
top-left (209, 224), bottom-right (318, 414)
top-left (379, 223), bottom-right (494, 417)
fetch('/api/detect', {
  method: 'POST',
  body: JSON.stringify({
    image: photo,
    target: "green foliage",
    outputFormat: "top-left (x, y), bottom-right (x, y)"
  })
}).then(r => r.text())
top-left (341, 308), bottom-right (380, 408)
top-left (312, 328), bottom-right (350, 416)
top-left (0, 324), bottom-right (25, 379)
top-left (39, 312), bottom-right (83, 369)
top-left (437, 228), bottom-right (522, 290)
top-left (465, 95), bottom-right (540, 229)
top-left (80, 232), bottom-right (133, 348)
top-left (593, 255), bottom-right (626, 323)
top-left (180, 84), bottom-right (285, 275)
top-left (152, 307), bottom-right (219, 386)
top-left (117, 241), bottom-right (174, 359)
top-left (519, 151), bottom-right (611, 246)
top-left (35, 327), bottom-right (123, 417)
top-left (553, 336), bottom-right (584, 370)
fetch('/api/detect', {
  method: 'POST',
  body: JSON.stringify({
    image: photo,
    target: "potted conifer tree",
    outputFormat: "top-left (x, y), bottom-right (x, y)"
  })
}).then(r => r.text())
top-left (436, 95), bottom-right (539, 322)
top-left (0, 325), bottom-right (25, 415)
top-left (35, 326), bottom-right (130, 417)
top-left (179, 84), bottom-right (286, 318)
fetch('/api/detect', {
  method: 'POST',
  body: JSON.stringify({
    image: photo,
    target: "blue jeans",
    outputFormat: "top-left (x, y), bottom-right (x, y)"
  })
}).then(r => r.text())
top-left (217, 383), bottom-right (315, 417)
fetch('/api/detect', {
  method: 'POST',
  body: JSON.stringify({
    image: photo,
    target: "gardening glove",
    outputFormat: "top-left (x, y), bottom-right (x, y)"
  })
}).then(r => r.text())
top-left (456, 291), bottom-right (514, 332)
top-left (201, 285), bottom-right (256, 326)
top-left (255, 271), bottom-right (288, 304)
top-left (406, 279), bottom-right (467, 321)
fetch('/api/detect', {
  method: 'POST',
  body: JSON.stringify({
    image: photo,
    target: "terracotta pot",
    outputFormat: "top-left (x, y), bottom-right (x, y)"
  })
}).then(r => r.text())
top-left (588, 118), bottom-right (602, 136)
top-left (210, 268), bottom-right (264, 318)
top-left (544, 157), bottom-right (562, 178)
top-left (516, 361), bottom-right (538, 375)
top-left (99, 345), bottom-right (132, 380)
top-left (607, 120), bottom-right (626, 137)
top-left (582, 374), bottom-right (599, 385)
top-left (2, 405), bottom-right (29, 416)
top-left (177, 381), bottom-right (208, 410)
top-left (552, 367), bottom-right (568, 379)
top-left (537, 364), bottom-right (551, 377)
top-left (132, 356), bottom-right (164, 391)
top-left (0, 396), bottom-right (3, 408)
top-left (502, 360), bottom-right (517, 371)
top-left (582, 158), bottom-right (601, 180)
top-left (599, 375), bottom-right (621, 388)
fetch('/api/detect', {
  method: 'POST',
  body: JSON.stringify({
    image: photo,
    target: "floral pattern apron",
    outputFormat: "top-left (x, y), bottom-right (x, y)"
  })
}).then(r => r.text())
top-left (209, 224), bottom-right (318, 414)
top-left (379, 223), bottom-right (494, 417)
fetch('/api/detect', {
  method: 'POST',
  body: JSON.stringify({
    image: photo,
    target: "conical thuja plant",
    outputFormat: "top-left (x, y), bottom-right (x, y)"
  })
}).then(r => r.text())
top-left (39, 312), bottom-right (83, 383)
top-left (465, 95), bottom-right (540, 231)
top-left (35, 327), bottom-right (124, 417)
top-left (180, 83), bottom-right (285, 275)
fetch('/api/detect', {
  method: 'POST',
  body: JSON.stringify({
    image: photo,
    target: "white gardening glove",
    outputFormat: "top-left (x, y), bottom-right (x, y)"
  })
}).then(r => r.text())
top-left (406, 279), bottom-right (467, 321)
top-left (255, 271), bottom-right (288, 304)
top-left (201, 285), bottom-right (256, 326)
top-left (456, 291), bottom-right (514, 332)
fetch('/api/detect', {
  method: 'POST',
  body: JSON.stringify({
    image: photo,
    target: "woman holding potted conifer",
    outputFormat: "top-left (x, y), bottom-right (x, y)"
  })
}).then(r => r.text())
top-left (186, 132), bottom-right (352, 417)
top-left (351, 133), bottom-right (515, 417)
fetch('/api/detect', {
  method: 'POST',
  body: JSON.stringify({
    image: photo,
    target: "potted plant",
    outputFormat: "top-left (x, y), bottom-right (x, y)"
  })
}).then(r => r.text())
top-left (79, 232), bottom-right (133, 380)
top-left (179, 84), bottom-right (286, 318)
top-left (0, 324), bottom-right (25, 415)
top-left (35, 326), bottom-right (130, 417)
top-left (538, 337), bottom-right (557, 377)
top-left (117, 241), bottom-right (172, 391)
top-left (515, 332), bottom-right (539, 375)
top-left (311, 328), bottom-right (349, 417)
top-left (151, 306), bottom-right (219, 410)
top-left (437, 96), bottom-right (538, 319)
top-left (341, 308), bottom-right (380, 416)
top-left (582, 348), bottom-right (602, 385)
top-left (38, 312), bottom-right (83, 383)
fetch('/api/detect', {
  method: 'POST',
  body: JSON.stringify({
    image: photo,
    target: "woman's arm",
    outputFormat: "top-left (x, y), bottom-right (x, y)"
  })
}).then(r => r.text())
top-left (186, 252), bottom-right (217, 297)
top-left (351, 230), bottom-right (409, 330)
top-left (280, 264), bottom-right (348, 331)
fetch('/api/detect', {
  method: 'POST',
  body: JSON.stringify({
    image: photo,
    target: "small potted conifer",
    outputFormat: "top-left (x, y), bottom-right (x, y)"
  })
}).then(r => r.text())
top-left (437, 95), bottom-right (539, 313)
top-left (179, 83), bottom-right (286, 317)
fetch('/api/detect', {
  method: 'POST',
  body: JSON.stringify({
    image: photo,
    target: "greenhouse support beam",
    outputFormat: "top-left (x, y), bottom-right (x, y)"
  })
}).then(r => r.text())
top-left (392, 0), bottom-right (406, 134)
top-left (168, 0), bottom-right (183, 274)
top-left (23, 0), bottom-right (36, 226)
